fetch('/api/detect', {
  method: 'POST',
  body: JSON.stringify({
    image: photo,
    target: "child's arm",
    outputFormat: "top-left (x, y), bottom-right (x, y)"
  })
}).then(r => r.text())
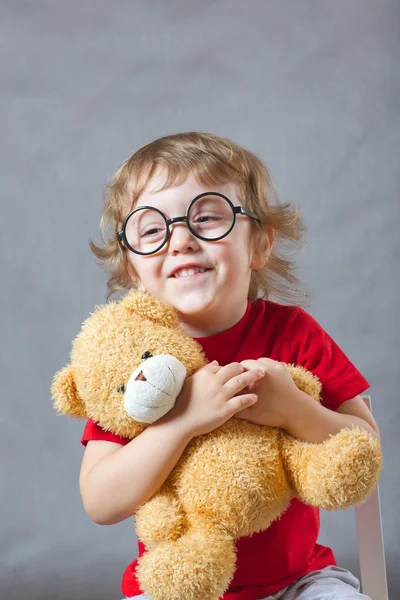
top-left (80, 420), bottom-right (192, 526)
top-left (79, 361), bottom-right (265, 525)
top-left (236, 358), bottom-right (379, 443)
top-left (282, 390), bottom-right (380, 442)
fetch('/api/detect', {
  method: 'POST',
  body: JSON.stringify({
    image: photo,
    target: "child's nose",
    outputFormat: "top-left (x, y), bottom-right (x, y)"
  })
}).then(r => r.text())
top-left (167, 222), bottom-right (200, 254)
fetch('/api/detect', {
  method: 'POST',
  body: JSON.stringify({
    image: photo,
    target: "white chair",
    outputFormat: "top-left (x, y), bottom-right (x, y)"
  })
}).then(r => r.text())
top-left (355, 396), bottom-right (388, 599)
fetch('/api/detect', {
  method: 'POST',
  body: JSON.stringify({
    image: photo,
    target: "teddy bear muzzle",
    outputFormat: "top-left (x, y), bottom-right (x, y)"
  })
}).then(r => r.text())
top-left (123, 354), bottom-right (187, 424)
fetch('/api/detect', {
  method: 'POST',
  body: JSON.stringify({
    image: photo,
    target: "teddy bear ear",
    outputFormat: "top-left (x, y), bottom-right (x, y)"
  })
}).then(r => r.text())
top-left (119, 290), bottom-right (179, 328)
top-left (51, 365), bottom-right (87, 419)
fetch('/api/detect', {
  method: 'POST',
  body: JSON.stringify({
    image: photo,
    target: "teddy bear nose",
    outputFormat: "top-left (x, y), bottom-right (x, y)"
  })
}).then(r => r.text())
top-left (135, 370), bottom-right (147, 382)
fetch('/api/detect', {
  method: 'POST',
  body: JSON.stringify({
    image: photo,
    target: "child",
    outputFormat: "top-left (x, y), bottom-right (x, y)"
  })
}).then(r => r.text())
top-left (80, 132), bottom-right (379, 600)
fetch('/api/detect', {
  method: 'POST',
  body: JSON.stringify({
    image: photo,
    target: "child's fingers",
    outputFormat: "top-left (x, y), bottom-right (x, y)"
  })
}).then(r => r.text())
top-left (201, 360), bottom-right (220, 374)
top-left (223, 367), bottom-right (265, 398)
top-left (257, 357), bottom-right (287, 371)
top-left (216, 362), bottom-right (247, 382)
top-left (227, 393), bottom-right (258, 415)
top-left (241, 357), bottom-right (285, 373)
top-left (240, 359), bottom-right (264, 372)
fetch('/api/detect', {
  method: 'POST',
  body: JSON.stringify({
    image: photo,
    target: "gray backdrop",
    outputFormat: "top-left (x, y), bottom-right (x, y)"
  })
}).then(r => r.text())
top-left (2, 1), bottom-right (399, 599)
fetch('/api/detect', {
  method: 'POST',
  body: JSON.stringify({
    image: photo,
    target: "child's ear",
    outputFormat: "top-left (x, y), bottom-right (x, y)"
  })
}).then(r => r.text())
top-left (51, 366), bottom-right (87, 419)
top-left (251, 226), bottom-right (275, 270)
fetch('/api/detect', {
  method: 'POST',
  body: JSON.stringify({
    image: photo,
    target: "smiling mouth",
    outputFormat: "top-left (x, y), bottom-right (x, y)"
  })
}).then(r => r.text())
top-left (172, 267), bottom-right (211, 279)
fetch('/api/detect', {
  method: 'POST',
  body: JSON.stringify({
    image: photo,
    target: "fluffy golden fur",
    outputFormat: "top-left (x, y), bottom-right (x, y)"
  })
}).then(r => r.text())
top-left (52, 290), bottom-right (383, 600)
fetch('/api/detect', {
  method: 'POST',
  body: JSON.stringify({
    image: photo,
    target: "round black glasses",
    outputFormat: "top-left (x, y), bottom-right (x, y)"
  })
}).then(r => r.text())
top-left (117, 192), bottom-right (260, 256)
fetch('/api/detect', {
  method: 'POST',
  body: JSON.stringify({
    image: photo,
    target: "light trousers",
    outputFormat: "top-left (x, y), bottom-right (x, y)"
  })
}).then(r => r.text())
top-left (123, 565), bottom-right (371, 600)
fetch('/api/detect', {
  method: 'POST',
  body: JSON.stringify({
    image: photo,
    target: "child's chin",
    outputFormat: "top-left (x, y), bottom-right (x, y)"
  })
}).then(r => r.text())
top-left (173, 295), bottom-right (211, 316)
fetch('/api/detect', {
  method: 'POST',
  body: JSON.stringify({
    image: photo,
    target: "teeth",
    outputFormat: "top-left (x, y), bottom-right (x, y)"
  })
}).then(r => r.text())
top-left (175, 267), bottom-right (206, 278)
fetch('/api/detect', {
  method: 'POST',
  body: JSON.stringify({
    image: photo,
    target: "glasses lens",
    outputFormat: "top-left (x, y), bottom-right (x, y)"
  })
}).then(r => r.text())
top-left (188, 194), bottom-right (234, 240)
top-left (125, 208), bottom-right (167, 254)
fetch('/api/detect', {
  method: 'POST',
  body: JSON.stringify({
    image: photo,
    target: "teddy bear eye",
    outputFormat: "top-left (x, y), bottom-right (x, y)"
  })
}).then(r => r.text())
top-left (117, 383), bottom-right (126, 394)
top-left (141, 351), bottom-right (153, 360)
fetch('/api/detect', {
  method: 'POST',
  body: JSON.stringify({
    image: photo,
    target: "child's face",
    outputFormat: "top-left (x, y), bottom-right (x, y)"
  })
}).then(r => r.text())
top-left (125, 173), bottom-right (263, 336)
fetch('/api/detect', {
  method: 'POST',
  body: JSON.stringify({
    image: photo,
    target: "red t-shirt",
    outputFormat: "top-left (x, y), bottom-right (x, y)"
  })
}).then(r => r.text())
top-left (81, 299), bottom-right (369, 600)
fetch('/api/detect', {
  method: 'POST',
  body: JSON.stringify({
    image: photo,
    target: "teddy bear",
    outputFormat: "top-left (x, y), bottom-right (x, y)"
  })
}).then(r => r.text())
top-left (51, 290), bottom-right (383, 600)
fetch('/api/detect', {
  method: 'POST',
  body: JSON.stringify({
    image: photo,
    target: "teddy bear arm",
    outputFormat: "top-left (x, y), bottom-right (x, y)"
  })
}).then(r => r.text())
top-left (281, 428), bottom-right (383, 510)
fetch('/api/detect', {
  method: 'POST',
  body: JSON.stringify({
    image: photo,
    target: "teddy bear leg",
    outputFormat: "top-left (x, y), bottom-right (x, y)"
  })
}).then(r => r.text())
top-left (281, 428), bottom-right (382, 510)
top-left (136, 523), bottom-right (236, 600)
top-left (135, 490), bottom-right (187, 546)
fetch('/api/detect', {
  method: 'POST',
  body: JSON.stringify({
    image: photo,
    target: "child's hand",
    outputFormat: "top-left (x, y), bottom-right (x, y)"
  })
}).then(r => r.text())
top-left (166, 361), bottom-right (266, 437)
top-left (235, 358), bottom-right (303, 429)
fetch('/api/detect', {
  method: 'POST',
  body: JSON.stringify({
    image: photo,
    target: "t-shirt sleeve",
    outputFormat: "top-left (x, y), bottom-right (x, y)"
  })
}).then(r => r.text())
top-left (81, 419), bottom-right (130, 447)
top-left (290, 308), bottom-right (370, 411)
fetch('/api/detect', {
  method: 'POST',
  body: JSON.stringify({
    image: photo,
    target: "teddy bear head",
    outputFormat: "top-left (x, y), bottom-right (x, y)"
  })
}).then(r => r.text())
top-left (51, 291), bottom-right (207, 439)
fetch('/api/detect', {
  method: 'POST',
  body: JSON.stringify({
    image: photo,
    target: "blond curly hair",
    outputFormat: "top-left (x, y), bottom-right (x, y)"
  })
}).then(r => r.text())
top-left (91, 131), bottom-right (307, 304)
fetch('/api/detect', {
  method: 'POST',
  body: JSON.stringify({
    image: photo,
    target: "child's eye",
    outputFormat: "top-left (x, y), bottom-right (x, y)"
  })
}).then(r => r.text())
top-left (141, 351), bottom-right (153, 360)
top-left (193, 213), bottom-right (220, 223)
top-left (141, 227), bottom-right (164, 238)
top-left (117, 383), bottom-right (126, 394)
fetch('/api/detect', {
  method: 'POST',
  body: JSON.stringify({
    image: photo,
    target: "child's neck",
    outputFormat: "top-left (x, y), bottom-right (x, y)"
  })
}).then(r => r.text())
top-left (177, 301), bottom-right (248, 339)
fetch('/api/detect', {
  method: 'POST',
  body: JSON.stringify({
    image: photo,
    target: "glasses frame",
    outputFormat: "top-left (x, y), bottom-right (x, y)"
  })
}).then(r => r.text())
top-left (117, 191), bottom-right (260, 256)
